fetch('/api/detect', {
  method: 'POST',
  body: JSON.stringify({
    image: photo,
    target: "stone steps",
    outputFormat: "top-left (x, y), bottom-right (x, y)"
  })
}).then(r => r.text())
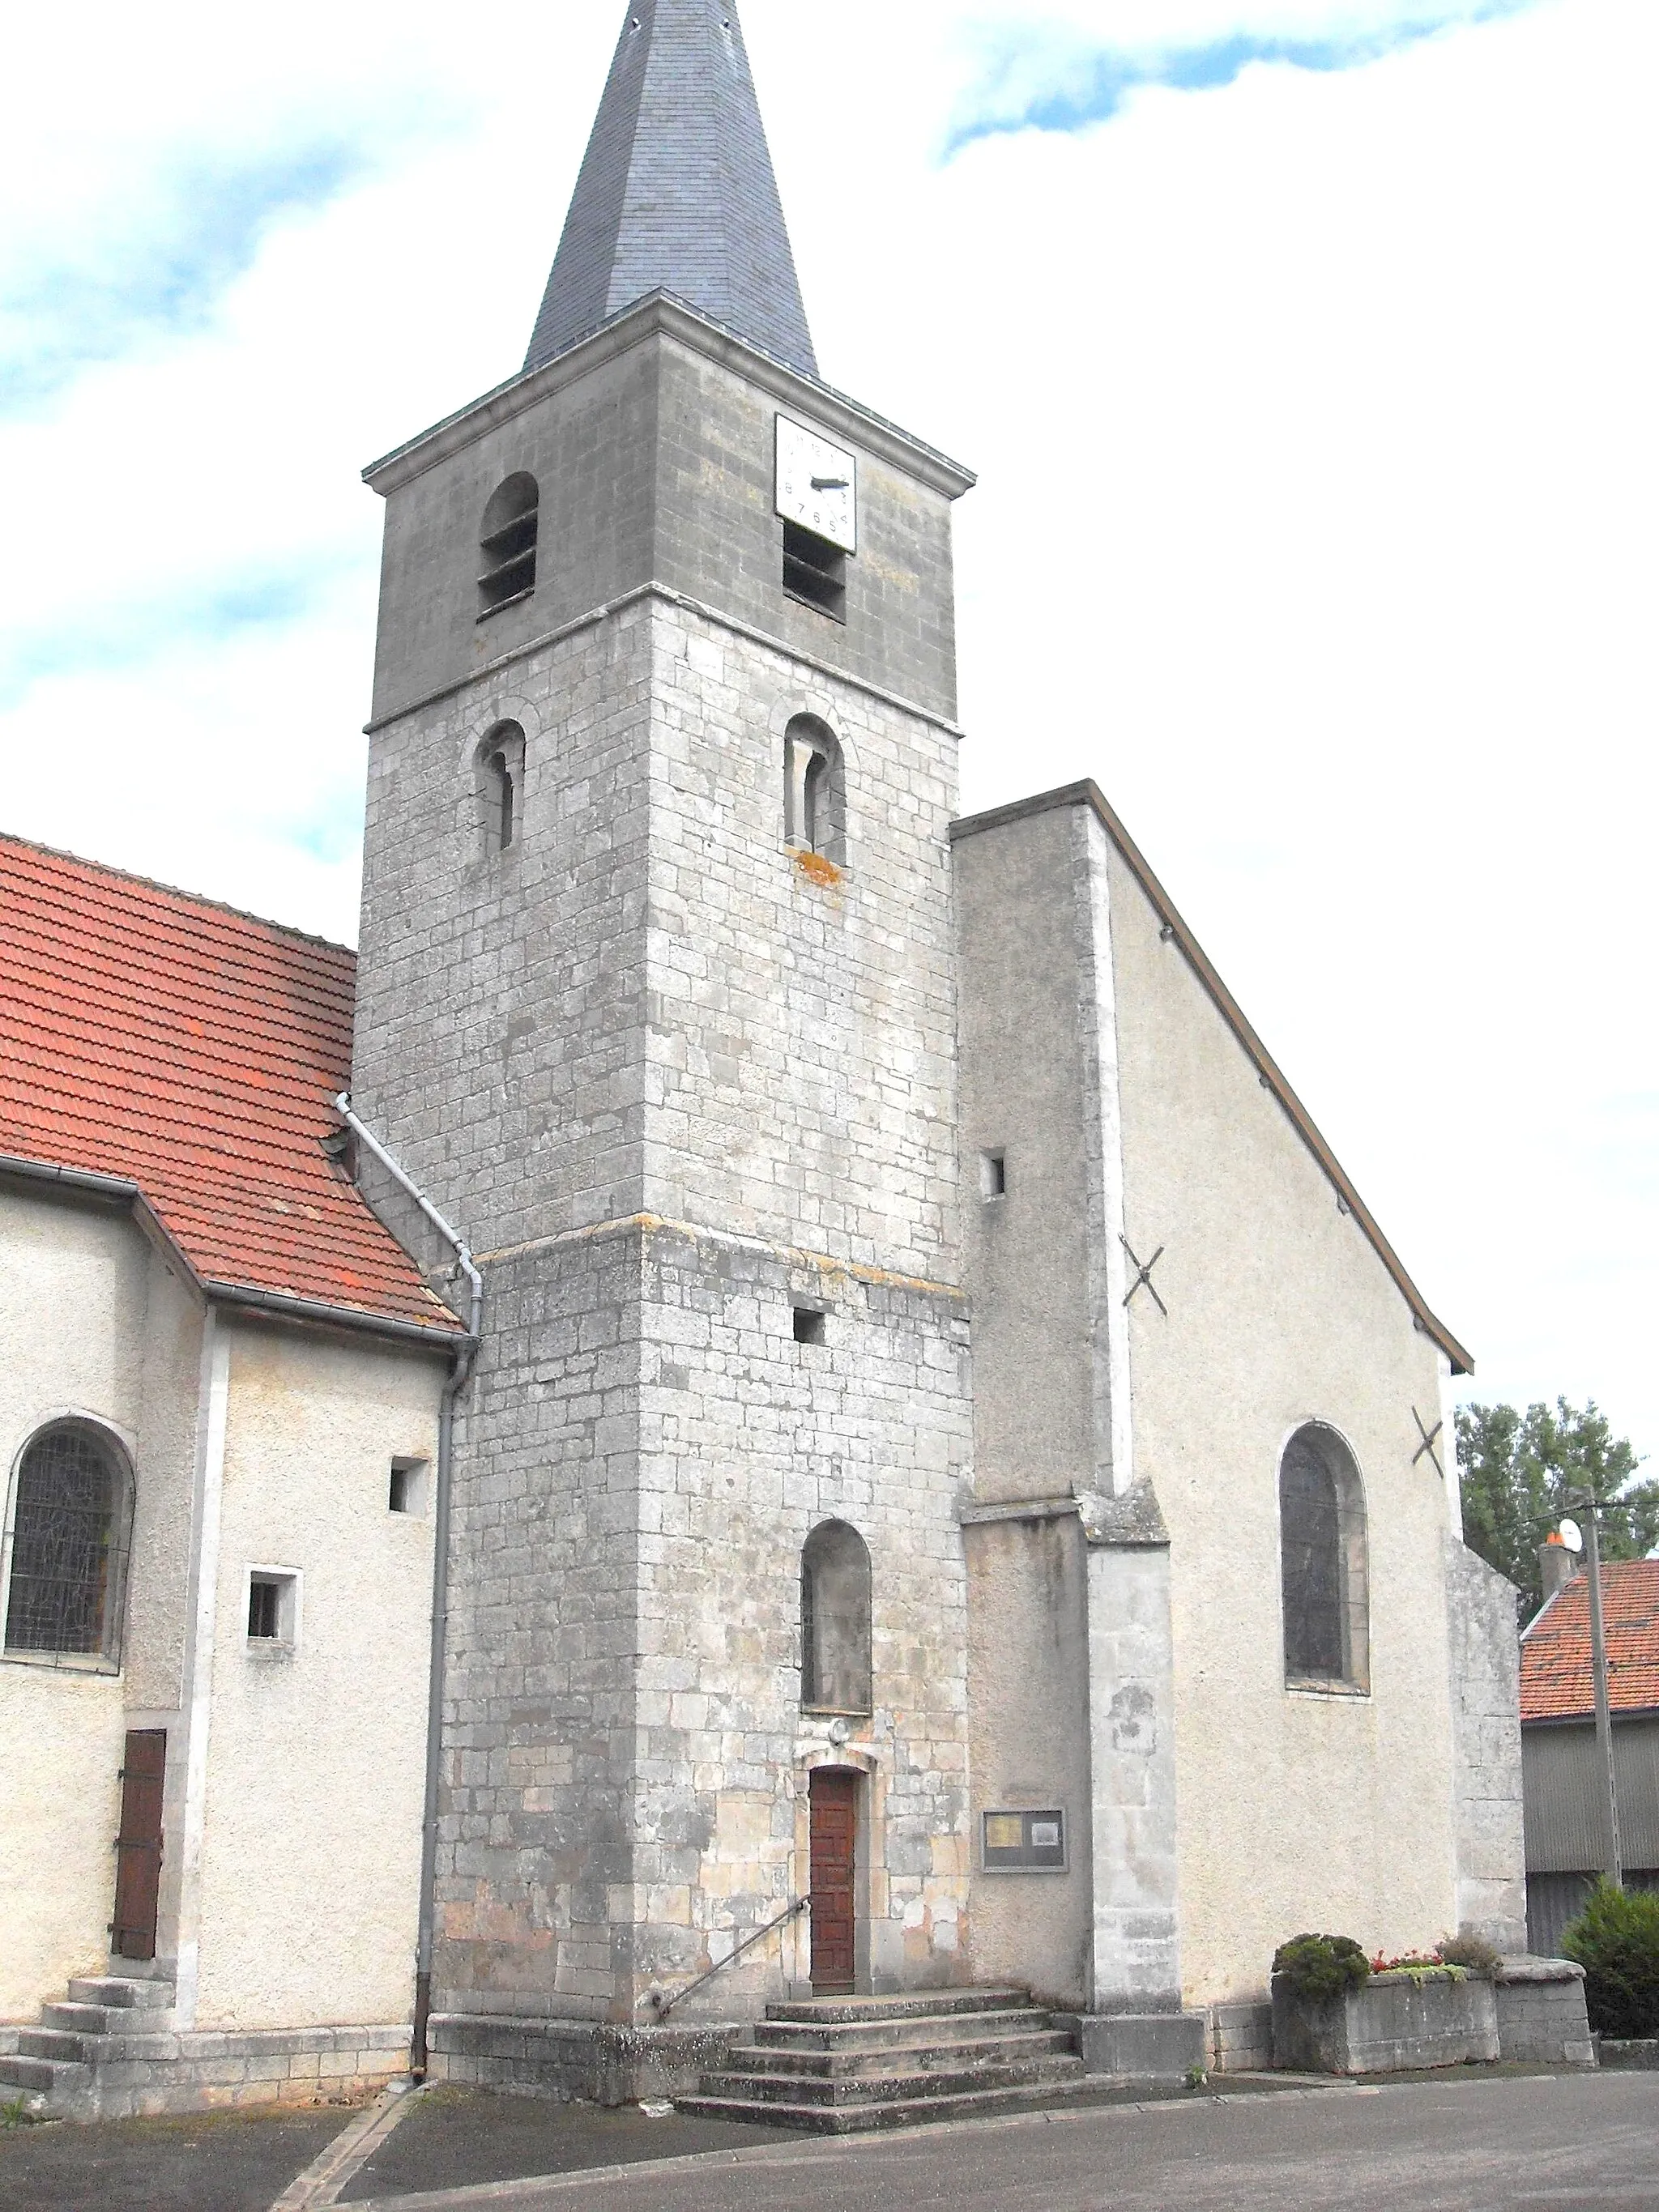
top-left (0, 1971), bottom-right (177, 2120)
top-left (676, 1988), bottom-right (1085, 2134)
top-left (731, 2026), bottom-right (1076, 2078)
top-left (752, 2005), bottom-right (1051, 2054)
top-left (679, 2073), bottom-right (1100, 2135)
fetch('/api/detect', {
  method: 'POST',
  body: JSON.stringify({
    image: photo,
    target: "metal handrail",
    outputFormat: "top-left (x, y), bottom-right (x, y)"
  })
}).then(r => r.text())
top-left (646, 1898), bottom-right (810, 2021)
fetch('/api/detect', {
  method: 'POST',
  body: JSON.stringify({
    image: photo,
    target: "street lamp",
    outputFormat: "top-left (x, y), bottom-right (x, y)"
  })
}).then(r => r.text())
top-left (1555, 1500), bottom-right (1623, 1890)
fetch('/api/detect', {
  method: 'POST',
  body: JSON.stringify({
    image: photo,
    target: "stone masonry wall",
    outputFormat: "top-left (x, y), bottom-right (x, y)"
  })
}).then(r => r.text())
top-left (352, 598), bottom-right (655, 1258)
top-left (643, 599), bottom-right (962, 1280)
top-left (436, 1229), bottom-right (641, 2019)
top-left (634, 1226), bottom-right (973, 2011)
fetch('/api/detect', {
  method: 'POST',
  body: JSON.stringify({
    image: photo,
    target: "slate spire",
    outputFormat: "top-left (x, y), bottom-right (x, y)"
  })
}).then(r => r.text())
top-left (523, 0), bottom-right (817, 381)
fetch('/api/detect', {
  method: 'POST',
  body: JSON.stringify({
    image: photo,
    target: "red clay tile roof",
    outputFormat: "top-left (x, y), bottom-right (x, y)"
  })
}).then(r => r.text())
top-left (1520, 1560), bottom-right (1659, 1722)
top-left (0, 834), bottom-right (460, 1340)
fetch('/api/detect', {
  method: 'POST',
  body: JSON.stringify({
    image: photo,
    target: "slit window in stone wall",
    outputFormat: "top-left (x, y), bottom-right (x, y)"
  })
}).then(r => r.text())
top-left (801, 1520), bottom-right (872, 1716)
top-left (476, 723), bottom-right (526, 857)
top-left (783, 714), bottom-right (845, 863)
top-left (1279, 1424), bottom-right (1370, 1690)
top-left (2, 1423), bottom-right (134, 1665)
top-left (477, 473), bottom-right (539, 618)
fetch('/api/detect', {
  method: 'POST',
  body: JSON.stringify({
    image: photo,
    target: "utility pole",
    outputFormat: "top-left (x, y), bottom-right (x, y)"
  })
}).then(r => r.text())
top-left (1581, 1502), bottom-right (1625, 1889)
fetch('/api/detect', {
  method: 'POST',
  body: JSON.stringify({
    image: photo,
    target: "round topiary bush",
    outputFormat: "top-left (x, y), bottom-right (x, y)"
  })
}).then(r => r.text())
top-left (1272, 1933), bottom-right (1371, 2006)
top-left (1561, 1882), bottom-right (1659, 2039)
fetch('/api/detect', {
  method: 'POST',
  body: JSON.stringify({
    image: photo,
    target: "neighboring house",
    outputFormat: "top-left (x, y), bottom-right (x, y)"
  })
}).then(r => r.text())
top-left (1520, 1558), bottom-right (1659, 1956)
top-left (0, 0), bottom-right (1528, 2116)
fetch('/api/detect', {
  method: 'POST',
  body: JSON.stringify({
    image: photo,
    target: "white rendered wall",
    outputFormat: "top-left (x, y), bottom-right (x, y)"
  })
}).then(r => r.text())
top-left (1104, 836), bottom-right (1466, 2005)
top-left (0, 1188), bottom-right (203, 2018)
top-left (191, 1320), bottom-right (441, 2031)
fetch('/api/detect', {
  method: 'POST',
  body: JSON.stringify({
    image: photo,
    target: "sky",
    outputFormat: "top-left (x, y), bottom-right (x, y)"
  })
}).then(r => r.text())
top-left (1, 0), bottom-right (1654, 1471)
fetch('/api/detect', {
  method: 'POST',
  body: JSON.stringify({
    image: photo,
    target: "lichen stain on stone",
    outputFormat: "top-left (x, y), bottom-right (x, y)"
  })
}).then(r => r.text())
top-left (791, 848), bottom-right (843, 889)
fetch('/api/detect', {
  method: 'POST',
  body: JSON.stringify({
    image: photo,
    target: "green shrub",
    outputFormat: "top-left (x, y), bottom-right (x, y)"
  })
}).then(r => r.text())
top-left (1272, 1933), bottom-right (1371, 2006)
top-left (1562, 1882), bottom-right (1659, 2039)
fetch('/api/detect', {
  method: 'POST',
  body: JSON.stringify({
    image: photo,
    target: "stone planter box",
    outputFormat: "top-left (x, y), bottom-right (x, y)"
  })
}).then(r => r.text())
top-left (1273, 1970), bottom-right (1499, 2075)
top-left (1494, 1959), bottom-right (1594, 2066)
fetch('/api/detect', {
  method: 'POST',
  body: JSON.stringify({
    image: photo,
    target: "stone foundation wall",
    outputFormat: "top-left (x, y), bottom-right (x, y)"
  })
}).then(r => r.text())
top-left (1210, 2001), bottom-right (1273, 2073)
top-left (429, 2014), bottom-right (740, 2105)
top-left (23, 2025), bottom-right (409, 2124)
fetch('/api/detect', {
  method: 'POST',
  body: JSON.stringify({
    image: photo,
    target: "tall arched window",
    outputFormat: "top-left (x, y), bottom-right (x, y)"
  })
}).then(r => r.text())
top-left (784, 715), bottom-right (845, 863)
top-left (801, 1520), bottom-right (872, 1715)
top-left (476, 723), bottom-right (526, 857)
top-left (1279, 1424), bottom-right (1369, 1690)
top-left (3, 1423), bottom-right (134, 1665)
top-left (478, 473), bottom-right (539, 617)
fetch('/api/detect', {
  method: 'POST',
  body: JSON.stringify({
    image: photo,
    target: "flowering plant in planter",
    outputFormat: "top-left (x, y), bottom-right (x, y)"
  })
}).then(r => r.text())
top-left (1369, 1950), bottom-right (1467, 1984)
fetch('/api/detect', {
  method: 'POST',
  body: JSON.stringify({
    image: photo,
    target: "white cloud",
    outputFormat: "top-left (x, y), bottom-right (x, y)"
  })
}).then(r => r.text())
top-left (2, 0), bottom-right (1656, 1468)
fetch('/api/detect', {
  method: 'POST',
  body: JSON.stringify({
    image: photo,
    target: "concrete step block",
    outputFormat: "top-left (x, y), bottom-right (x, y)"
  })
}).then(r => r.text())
top-left (753, 2006), bottom-right (1050, 2054)
top-left (765, 1988), bottom-right (1029, 2028)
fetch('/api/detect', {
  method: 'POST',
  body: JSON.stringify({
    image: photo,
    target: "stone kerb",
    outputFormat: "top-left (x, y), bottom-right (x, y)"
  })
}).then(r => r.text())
top-left (1272, 1970), bottom-right (1499, 2075)
top-left (1493, 1958), bottom-right (1595, 2067)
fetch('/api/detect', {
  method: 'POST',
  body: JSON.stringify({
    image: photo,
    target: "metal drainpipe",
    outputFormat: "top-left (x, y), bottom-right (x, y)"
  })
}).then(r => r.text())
top-left (335, 1094), bottom-right (484, 2081)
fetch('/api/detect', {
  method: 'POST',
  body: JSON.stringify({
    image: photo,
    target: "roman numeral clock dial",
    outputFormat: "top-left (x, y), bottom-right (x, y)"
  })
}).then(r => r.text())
top-left (776, 416), bottom-right (858, 553)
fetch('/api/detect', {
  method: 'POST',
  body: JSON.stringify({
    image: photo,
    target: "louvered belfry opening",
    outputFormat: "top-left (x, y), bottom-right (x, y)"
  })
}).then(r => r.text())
top-left (478, 473), bottom-right (540, 617)
top-left (2, 1424), bottom-right (133, 1664)
top-left (783, 522), bottom-right (847, 621)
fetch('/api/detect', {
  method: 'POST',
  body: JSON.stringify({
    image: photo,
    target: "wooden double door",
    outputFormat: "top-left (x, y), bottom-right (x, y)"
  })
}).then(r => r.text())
top-left (808, 1769), bottom-right (859, 1996)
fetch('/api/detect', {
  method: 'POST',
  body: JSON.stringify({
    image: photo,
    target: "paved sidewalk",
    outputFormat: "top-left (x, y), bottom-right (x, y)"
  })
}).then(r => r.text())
top-left (343, 2073), bottom-right (1659, 2212)
top-left (2, 2065), bottom-right (1652, 2211)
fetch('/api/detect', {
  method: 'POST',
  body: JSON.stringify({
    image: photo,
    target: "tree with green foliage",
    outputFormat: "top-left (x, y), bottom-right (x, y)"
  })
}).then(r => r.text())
top-left (1562, 1879), bottom-right (1659, 2039)
top-left (1454, 1398), bottom-right (1657, 1617)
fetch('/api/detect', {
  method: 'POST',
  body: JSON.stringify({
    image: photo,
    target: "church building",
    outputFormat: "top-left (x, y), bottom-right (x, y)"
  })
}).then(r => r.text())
top-left (1, 0), bottom-right (1526, 2123)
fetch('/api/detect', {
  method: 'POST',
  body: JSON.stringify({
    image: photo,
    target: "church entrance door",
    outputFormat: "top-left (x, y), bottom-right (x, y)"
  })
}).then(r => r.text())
top-left (112, 1729), bottom-right (165, 1961)
top-left (808, 1768), bottom-right (858, 1995)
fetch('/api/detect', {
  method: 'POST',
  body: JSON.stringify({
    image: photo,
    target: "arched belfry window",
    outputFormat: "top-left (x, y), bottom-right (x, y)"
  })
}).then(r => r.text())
top-left (478, 473), bottom-right (539, 618)
top-left (476, 723), bottom-right (526, 857)
top-left (1279, 1424), bottom-right (1369, 1690)
top-left (784, 715), bottom-right (845, 863)
top-left (2, 1423), bottom-right (134, 1667)
top-left (801, 1520), bottom-right (872, 1716)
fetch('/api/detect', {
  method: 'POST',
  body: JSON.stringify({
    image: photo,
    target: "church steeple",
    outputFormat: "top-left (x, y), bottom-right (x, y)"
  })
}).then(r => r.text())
top-left (524, 0), bottom-right (817, 381)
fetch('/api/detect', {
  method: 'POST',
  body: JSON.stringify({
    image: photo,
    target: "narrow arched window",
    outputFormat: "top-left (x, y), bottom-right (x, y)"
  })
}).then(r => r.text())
top-left (801, 1520), bottom-right (872, 1715)
top-left (478, 473), bottom-right (539, 617)
top-left (3, 1424), bottom-right (134, 1665)
top-left (1279, 1424), bottom-right (1369, 1690)
top-left (784, 715), bottom-right (845, 863)
top-left (476, 723), bottom-right (526, 857)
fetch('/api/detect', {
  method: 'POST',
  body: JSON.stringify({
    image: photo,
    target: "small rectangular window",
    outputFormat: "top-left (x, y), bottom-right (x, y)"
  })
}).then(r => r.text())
top-left (783, 523), bottom-right (847, 622)
top-left (980, 1150), bottom-right (1007, 1200)
top-left (389, 1459), bottom-right (429, 1517)
top-left (246, 1571), bottom-right (299, 1648)
top-left (793, 1306), bottom-right (827, 1346)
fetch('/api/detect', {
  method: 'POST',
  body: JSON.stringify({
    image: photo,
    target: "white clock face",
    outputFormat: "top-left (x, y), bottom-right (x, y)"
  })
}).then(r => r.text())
top-left (775, 417), bottom-right (857, 555)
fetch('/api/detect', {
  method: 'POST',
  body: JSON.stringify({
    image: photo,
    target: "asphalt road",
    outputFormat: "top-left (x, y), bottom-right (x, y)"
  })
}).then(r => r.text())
top-left (354, 2074), bottom-right (1659, 2212)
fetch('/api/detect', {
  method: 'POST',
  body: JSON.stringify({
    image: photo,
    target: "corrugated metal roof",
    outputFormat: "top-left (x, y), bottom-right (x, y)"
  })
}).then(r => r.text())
top-left (523, 0), bottom-right (817, 380)
top-left (0, 834), bottom-right (460, 1340)
top-left (1521, 1559), bottom-right (1659, 1722)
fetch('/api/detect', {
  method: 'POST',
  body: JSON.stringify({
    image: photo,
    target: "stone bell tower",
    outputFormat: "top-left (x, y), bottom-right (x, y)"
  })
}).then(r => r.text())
top-left (352, 0), bottom-right (979, 2031)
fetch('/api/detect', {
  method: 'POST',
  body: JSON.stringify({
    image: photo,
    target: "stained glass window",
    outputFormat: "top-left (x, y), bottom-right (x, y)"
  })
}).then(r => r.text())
top-left (3, 1426), bottom-right (131, 1661)
top-left (1280, 1424), bottom-right (1368, 1688)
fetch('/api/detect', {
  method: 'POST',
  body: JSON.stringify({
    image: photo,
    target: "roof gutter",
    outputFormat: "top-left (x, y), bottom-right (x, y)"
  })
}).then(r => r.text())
top-left (335, 1095), bottom-right (483, 2083)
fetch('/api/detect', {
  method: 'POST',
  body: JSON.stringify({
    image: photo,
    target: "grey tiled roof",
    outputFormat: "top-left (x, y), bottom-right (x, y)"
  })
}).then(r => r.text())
top-left (524, 0), bottom-right (817, 380)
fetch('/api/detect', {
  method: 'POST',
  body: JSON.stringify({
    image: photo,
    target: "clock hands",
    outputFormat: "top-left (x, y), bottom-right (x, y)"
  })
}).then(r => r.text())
top-left (811, 476), bottom-right (850, 492)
